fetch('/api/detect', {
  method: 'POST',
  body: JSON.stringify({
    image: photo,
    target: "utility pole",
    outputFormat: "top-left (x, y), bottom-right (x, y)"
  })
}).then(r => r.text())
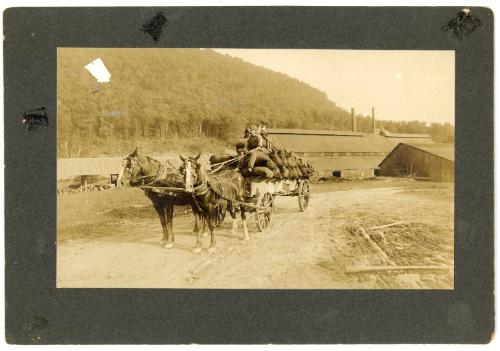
top-left (351, 108), bottom-right (356, 132)
top-left (372, 107), bottom-right (376, 135)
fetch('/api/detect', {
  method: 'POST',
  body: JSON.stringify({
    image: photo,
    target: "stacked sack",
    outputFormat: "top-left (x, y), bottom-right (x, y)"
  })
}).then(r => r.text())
top-left (236, 136), bottom-right (279, 179)
top-left (238, 139), bottom-right (314, 181)
top-left (274, 149), bottom-right (315, 180)
top-left (209, 126), bottom-right (315, 180)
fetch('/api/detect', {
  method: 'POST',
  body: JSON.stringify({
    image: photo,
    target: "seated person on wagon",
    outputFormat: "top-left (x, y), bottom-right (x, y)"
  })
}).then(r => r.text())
top-left (240, 125), bottom-right (279, 179)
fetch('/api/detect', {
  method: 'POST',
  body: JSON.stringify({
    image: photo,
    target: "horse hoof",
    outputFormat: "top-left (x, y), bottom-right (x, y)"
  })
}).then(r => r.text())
top-left (164, 242), bottom-right (174, 249)
top-left (202, 232), bottom-right (209, 238)
top-left (208, 247), bottom-right (217, 253)
top-left (244, 236), bottom-right (250, 241)
top-left (193, 247), bottom-right (202, 254)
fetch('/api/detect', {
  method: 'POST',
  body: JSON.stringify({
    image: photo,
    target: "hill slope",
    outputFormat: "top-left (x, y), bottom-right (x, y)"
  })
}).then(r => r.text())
top-left (57, 48), bottom-right (453, 157)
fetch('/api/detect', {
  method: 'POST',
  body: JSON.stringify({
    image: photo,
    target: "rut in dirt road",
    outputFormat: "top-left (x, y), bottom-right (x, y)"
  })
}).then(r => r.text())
top-left (187, 192), bottom-right (339, 288)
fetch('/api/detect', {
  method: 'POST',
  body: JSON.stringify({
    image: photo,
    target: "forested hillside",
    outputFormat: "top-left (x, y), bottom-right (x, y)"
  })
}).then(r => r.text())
top-left (57, 48), bottom-right (454, 157)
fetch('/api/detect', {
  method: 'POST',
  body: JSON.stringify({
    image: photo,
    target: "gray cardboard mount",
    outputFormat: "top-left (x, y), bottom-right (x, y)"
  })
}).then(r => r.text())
top-left (3, 7), bottom-right (494, 344)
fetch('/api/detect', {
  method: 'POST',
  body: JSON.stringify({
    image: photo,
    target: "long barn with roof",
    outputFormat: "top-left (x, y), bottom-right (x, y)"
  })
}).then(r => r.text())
top-left (266, 128), bottom-right (435, 179)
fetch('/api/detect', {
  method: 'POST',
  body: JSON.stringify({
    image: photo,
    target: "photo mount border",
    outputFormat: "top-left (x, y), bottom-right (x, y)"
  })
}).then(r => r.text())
top-left (3, 6), bottom-right (494, 344)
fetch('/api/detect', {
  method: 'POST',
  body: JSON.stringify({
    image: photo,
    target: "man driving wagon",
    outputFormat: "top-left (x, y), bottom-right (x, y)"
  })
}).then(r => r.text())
top-left (236, 124), bottom-right (314, 180)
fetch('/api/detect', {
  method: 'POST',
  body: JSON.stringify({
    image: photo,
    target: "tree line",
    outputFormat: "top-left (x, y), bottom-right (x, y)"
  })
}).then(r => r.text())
top-left (57, 48), bottom-right (454, 157)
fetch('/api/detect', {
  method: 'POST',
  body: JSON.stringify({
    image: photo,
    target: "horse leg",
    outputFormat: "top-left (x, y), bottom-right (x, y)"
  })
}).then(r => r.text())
top-left (164, 202), bottom-right (174, 249)
top-left (229, 203), bottom-right (238, 236)
top-left (192, 207), bottom-right (205, 236)
top-left (193, 209), bottom-right (200, 235)
top-left (208, 204), bottom-right (217, 253)
top-left (193, 209), bottom-right (208, 239)
top-left (192, 210), bottom-right (203, 254)
top-left (241, 205), bottom-right (249, 241)
top-left (153, 203), bottom-right (169, 244)
top-left (201, 214), bottom-right (209, 238)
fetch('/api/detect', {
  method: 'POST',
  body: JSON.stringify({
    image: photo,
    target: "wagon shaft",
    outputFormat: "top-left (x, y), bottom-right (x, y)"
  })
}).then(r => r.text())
top-left (139, 185), bottom-right (193, 199)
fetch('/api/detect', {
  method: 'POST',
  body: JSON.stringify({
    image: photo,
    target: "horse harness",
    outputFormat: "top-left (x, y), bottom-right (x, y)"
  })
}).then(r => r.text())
top-left (190, 174), bottom-right (266, 212)
top-left (129, 156), bottom-right (162, 184)
top-left (190, 174), bottom-right (236, 214)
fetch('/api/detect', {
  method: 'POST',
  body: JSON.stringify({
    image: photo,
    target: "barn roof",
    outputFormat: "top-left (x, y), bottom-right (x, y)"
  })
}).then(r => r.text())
top-left (267, 128), bottom-right (363, 136)
top-left (57, 158), bottom-right (123, 180)
top-left (269, 133), bottom-right (386, 153)
top-left (383, 131), bottom-right (433, 139)
top-left (377, 143), bottom-right (455, 168)
top-left (268, 130), bottom-right (434, 153)
top-left (404, 143), bottom-right (455, 162)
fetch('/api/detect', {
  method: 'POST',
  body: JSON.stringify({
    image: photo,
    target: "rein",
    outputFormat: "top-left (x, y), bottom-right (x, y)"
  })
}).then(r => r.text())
top-left (208, 147), bottom-right (261, 174)
top-left (209, 154), bottom-right (245, 174)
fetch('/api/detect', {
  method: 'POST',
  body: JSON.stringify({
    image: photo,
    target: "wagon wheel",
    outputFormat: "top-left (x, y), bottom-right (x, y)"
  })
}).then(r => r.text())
top-left (298, 179), bottom-right (310, 212)
top-left (255, 192), bottom-right (274, 232)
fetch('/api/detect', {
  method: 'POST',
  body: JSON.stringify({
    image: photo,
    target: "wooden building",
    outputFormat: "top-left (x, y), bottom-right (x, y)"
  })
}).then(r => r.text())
top-left (57, 158), bottom-right (124, 181)
top-left (378, 143), bottom-right (454, 182)
top-left (267, 128), bottom-right (435, 180)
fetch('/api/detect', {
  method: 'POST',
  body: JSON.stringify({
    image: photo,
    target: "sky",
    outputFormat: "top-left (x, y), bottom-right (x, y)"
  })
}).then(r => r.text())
top-left (214, 49), bottom-right (455, 125)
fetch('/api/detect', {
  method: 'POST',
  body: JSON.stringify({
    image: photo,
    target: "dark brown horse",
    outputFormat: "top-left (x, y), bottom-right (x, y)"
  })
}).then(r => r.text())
top-left (180, 154), bottom-right (249, 254)
top-left (124, 148), bottom-right (205, 249)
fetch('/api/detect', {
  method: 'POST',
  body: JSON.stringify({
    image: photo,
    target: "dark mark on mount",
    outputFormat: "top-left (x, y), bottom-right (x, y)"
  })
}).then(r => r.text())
top-left (24, 315), bottom-right (49, 341)
top-left (142, 12), bottom-right (168, 42)
top-left (442, 9), bottom-right (482, 40)
top-left (22, 107), bottom-right (48, 131)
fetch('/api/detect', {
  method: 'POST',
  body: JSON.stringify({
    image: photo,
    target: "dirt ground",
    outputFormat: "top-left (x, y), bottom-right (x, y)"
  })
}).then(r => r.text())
top-left (57, 178), bottom-right (454, 289)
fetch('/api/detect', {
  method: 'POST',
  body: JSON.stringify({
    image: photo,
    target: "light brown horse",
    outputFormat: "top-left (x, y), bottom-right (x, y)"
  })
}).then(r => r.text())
top-left (180, 154), bottom-right (249, 254)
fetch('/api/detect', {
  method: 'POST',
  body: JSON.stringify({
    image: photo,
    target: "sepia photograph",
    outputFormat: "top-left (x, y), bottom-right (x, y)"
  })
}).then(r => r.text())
top-left (56, 48), bottom-right (455, 289)
top-left (5, 5), bottom-right (496, 344)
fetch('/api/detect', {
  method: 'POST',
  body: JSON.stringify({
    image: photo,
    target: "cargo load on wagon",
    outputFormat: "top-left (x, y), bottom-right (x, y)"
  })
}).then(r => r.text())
top-left (209, 125), bottom-right (315, 180)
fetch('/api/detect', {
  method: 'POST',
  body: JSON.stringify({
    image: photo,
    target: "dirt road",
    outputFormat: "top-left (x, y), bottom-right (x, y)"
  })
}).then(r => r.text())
top-left (57, 180), bottom-right (454, 289)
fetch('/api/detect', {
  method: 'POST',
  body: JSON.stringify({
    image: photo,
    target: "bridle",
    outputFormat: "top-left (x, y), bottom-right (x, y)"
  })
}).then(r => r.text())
top-left (182, 159), bottom-right (198, 192)
top-left (180, 159), bottom-right (210, 214)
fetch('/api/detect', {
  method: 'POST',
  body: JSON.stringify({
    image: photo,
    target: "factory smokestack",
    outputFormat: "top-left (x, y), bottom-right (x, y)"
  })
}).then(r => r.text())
top-left (372, 107), bottom-right (376, 135)
top-left (351, 108), bottom-right (356, 132)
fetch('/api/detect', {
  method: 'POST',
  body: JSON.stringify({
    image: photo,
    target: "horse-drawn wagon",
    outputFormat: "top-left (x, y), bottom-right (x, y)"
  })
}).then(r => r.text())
top-left (140, 173), bottom-right (310, 231)
top-left (123, 148), bottom-right (312, 252)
